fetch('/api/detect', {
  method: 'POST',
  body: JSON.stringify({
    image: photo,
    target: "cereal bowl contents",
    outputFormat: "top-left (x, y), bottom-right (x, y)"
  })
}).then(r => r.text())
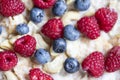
top-left (0, 0), bottom-right (120, 80)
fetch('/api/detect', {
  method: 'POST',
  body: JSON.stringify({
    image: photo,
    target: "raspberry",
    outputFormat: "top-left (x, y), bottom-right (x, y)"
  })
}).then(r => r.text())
top-left (41, 18), bottom-right (64, 40)
top-left (14, 35), bottom-right (36, 57)
top-left (33, 0), bottom-right (56, 9)
top-left (77, 16), bottom-right (100, 39)
top-left (29, 68), bottom-right (53, 80)
top-left (82, 51), bottom-right (104, 77)
top-left (0, 0), bottom-right (25, 17)
top-left (105, 46), bottom-right (120, 72)
top-left (0, 50), bottom-right (18, 71)
top-left (95, 7), bottom-right (118, 32)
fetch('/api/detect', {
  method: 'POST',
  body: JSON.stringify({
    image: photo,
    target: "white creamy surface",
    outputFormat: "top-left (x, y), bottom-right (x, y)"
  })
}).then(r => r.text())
top-left (0, 0), bottom-right (120, 80)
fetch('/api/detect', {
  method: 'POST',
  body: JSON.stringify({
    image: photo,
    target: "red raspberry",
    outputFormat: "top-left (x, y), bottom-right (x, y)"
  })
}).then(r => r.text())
top-left (14, 35), bottom-right (36, 57)
top-left (105, 46), bottom-right (120, 72)
top-left (41, 18), bottom-right (64, 40)
top-left (82, 51), bottom-right (104, 78)
top-left (77, 16), bottom-right (100, 39)
top-left (33, 0), bottom-right (56, 9)
top-left (29, 68), bottom-right (53, 80)
top-left (95, 7), bottom-right (118, 32)
top-left (0, 50), bottom-right (18, 71)
top-left (0, 0), bottom-right (25, 17)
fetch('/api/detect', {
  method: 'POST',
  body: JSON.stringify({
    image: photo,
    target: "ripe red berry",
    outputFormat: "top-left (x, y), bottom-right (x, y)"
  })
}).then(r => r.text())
top-left (95, 7), bottom-right (118, 32)
top-left (41, 18), bottom-right (64, 40)
top-left (82, 51), bottom-right (104, 78)
top-left (0, 50), bottom-right (18, 71)
top-left (105, 46), bottom-right (120, 72)
top-left (0, 0), bottom-right (25, 17)
top-left (29, 68), bottom-right (53, 80)
top-left (14, 35), bottom-right (36, 57)
top-left (77, 16), bottom-right (100, 39)
top-left (33, 0), bottom-right (56, 9)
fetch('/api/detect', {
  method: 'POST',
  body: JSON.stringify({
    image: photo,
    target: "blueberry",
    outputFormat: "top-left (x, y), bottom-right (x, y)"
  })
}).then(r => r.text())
top-left (16, 23), bottom-right (29, 35)
top-left (0, 26), bottom-right (2, 34)
top-left (64, 58), bottom-right (80, 73)
top-left (64, 25), bottom-right (80, 41)
top-left (34, 49), bottom-right (51, 64)
top-left (74, 0), bottom-right (91, 11)
top-left (52, 0), bottom-right (67, 16)
top-left (30, 7), bottom-right (44, 23)
top-left (53, 38), bottom-right (66, 53)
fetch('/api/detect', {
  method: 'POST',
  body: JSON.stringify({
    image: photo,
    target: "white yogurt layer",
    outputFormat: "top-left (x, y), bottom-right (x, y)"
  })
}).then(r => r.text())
top-left (0, 0), bottom-right (120, 80)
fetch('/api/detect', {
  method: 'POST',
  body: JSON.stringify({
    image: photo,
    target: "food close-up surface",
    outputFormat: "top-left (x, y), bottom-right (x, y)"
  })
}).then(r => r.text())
top-left (0, 0), bottom-right (120, 80)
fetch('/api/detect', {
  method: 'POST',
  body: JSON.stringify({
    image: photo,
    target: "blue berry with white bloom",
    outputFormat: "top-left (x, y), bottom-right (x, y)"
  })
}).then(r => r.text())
top-left (64, 58), bottom-right (80, 73)
top-left (16, 23), bottom-right (29, 35)
top-left (52, 0), bottom-right (67, 16)
top-left (0, 26), bottom-right (2, 34)
top-left (53, 38), bottom-right (66, 53)
top-left (64, 25), bottom-right (80, 41)
top-left (30, 7), bottom-right (44, 23)
top-left (34, 48), bottom-right (51, 64)
top-left (74, 0), bottom-right (91, 11)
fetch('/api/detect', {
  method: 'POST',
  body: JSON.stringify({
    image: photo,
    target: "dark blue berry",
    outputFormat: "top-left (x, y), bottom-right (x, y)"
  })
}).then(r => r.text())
top-left (64, 58), bottom-right (80, 73)
top-left (64, 25), bottom-right (80, 41)
top-left (53, 38), bottom-right (66, 53)
top-left (52, 0), bottom-right (67, 16)
top-left (16, 23), bottom-right (29, 35)
top-left (30, 7), bottom-right (44, 23)
top-left (0, 26), bottom-right (2, 34)
top-left (74, 0), bottom-right (90, 11)
top-left (34, 49), bottom-right (51, 64)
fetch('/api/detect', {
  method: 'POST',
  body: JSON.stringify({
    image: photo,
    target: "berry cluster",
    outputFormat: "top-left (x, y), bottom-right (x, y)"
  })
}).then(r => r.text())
top-left (82, 46), bottom-right (120, 77)
top-left (42, 7), bottom-right (118, 40)
top-left (77, 7), bottom-right (118, 39)
top-left (0, 35), bottom-right (36, 71)
top-left (0, 0), bottom-right (119, 80)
